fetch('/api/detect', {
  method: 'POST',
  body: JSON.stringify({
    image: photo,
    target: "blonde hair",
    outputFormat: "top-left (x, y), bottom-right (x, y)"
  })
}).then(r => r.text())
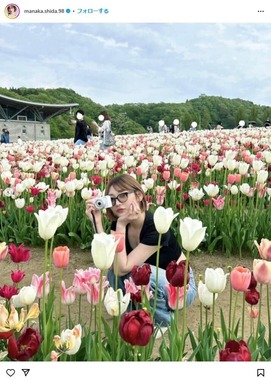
top-left (105, 174), bottom-right (147, 221)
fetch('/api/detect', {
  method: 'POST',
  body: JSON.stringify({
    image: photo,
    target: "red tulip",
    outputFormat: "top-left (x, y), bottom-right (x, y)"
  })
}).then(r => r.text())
top-left (166, 260), bottom-right (190, 287)
top-left (8, 327), bottom-right (42, 361)
top-left (11, 270), bottom-right (25, 284)
top-left (219, 340), bottom-right (251, 361)
top-left (131, 264), bottom-right (151, 286)
top-left (245, 288), bottom-right (260, 305)
top-left (0, 284), bottom-right (19, 300)
top-left (119, 309), bottom-right (154, 346)
top-left (9, 243), bottom-right (31, 263)
top-left (248, 271), bottom-right (257, 289)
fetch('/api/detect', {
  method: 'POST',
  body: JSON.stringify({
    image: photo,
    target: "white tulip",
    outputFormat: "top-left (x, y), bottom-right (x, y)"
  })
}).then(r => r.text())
top-left (55, 324), bottom-right (82, 355)
top-left (18, 286), bottom-right (37, 306)
top-left (104, 287), bottom-right (130, 316)
top-left (198, 280), bottom-right (218, 306)
top-left (179, 217), bottom-right (206, 252)
top-left (91, 233), bottom-right (118, 270)
top-left (188, 188), bottom-right (205, 201)
top-left (238, 162), bottom-right (250, 175)
top-left (153, 206), bottom-right (178, 234)
top-left (207, 154), bottom-right (218, 167)
top-left (34, 205), bottom-right (68, 240)
top-left (205, 267), bottom-right (227, 294)
top-left (230, 185), bottom-right (239, 195)
top-left (15, 198), bottom-right (25, 209)
top-left (239, 183), bottom-right (251, 195)
top-left (257, 170), bottom-right (268, 184)
top-left (203, 184), bottom-right (219, 197)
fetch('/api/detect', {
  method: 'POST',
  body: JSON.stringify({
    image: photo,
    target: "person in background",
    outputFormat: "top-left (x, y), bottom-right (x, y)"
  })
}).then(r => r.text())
top-left (216, 121), bottom-right (223, 130)
top-left (98, 111), bottom-right (113, 148)
top-left (71, 109), bottom-right (88, 146)
top-left (85, 174), bottom-right (197, 334)
top-left (1, 129), bottom-right (9, 144)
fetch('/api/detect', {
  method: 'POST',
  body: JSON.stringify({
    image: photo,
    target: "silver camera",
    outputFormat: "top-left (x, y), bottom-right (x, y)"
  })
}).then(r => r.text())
top-left (94, 195), bottom-right (112, 210)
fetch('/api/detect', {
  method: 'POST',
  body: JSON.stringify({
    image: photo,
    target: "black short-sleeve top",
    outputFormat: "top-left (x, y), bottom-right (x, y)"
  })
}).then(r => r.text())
top-left (111, 211), bottom-right (181, 270)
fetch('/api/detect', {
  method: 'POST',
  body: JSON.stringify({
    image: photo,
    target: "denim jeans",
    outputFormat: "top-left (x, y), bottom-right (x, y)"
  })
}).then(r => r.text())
top-left (75, 139), bottom-right (86, 146)
top-left (107, 265), bottom-right (197, 327)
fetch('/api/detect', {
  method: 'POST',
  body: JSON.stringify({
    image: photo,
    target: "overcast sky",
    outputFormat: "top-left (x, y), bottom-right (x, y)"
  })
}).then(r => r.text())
top-left (1, 23), bottom-right (271, 107)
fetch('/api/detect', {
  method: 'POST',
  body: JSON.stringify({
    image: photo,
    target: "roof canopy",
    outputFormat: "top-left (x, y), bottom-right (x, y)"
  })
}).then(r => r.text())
top-left (0, 94), bottom-right (79, 121)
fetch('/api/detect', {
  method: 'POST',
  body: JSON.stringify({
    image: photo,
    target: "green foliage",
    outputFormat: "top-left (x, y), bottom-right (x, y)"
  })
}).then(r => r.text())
top-left (1, 87), bottom-right (271, 138)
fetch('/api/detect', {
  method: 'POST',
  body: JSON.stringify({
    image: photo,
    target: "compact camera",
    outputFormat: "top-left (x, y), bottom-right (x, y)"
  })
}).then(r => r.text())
top-left (94, 195), bottom-right (112, 210)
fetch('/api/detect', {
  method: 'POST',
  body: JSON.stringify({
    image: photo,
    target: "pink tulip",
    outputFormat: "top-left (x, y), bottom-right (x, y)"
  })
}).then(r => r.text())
top-left (230, 266), bottom-right (251, 291)
top-left (253, 259), bottom-right (271, 284)
top-left (162, 170), bottom-right (171, 181)
top-left (111, 231), bottom-right (125, 253)
top-left (254, 238), bottom-right (271, 260)
top-left (0, 242), bottom-right (8, 261)
top-left (179, 171), bottom-right (189, 183)
top-left (31, 272), bottom-right (50, 298)
top-left (165, 283), bottom-right (188, 310)
top-left (212, 195), bottom-right (225, 210)
top-left (61, 281), bottom-right (76, 305)
top-left (53, 246), bottom-right (70, 268)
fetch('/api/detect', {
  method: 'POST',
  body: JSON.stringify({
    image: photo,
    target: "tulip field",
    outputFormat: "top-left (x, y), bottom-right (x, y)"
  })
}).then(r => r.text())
top-left (1, 128), bottom-right (271, 361)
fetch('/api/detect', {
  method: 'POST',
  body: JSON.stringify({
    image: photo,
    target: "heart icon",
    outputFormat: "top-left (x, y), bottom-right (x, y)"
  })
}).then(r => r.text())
top-left (6, 369), bottom-right (15, 377)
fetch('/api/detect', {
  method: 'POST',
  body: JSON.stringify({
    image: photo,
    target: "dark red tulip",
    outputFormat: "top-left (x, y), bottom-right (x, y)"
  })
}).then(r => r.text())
top-left (166, 260), bottom-right (190, 287)
top-left (11, 270), bottom-right (26, 284)
top-left (131, 264), bottom-right (151, 286)
top-left (119, 309), bottom-right (154, 346)
top-left (8, 327), bottom-right (42, 361)
top-left (248, 271), bottom-right (257, 290)
top-left (9, 243), bottom-right (31, 263)
top-left (0, 284), bottom-right (19, 300)
top-left (130, 290), bottom-right (142, 303)
top-left (245, 288), bottom-right (260, 305)
top-left (219, 340), bottom-right (251, 361)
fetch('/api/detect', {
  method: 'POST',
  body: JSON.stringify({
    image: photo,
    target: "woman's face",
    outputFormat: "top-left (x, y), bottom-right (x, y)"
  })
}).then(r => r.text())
top-left (108, 186), bottom-right (138, 216)
top-left (8, 6), bottom-right (16, 13)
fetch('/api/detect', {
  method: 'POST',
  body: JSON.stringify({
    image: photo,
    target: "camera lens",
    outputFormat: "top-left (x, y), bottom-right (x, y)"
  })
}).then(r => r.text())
top-left (94, 199), bottom-right (104, 209)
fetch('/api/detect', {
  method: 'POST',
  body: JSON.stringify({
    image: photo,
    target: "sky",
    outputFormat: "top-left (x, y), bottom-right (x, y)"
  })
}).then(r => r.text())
top-left (1, 23), bottom-right (271, 107)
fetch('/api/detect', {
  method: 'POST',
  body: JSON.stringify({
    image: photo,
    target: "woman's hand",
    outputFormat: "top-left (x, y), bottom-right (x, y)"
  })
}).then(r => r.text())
top-left (85, 199), bottom-right (102, 225)
top-left (116, 202), bottom-right (141, 227)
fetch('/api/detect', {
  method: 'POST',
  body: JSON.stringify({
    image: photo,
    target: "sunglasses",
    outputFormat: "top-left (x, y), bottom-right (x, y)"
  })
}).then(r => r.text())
top-left (110, 191), bottom-right (134, 207)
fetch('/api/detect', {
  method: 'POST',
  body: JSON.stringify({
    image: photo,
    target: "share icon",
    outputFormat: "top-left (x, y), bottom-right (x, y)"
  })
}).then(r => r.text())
top-left (21, 369), bottom-right (30, 377)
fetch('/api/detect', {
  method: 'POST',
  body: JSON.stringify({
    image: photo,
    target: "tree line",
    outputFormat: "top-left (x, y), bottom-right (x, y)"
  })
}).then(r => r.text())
top-left (1, 88), bottom-right (271, 139)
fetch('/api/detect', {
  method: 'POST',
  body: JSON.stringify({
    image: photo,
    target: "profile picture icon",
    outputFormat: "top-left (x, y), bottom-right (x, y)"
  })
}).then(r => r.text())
top-left (5, 3), bottom-right (20, 19)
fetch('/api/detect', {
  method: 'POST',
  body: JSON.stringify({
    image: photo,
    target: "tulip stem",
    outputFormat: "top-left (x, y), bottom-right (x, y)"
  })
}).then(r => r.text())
top-left (241, 291), bottom-right (245, 340)
top-left (97, 269), bottom-right (104, 361)
top-left (267, 285), bottom-right (271, 344)
top-left (210, 292), bottom-right (216, 350)
top-left (228, 268), bottom-right (233, 337)
top-left (152, 233), bottom-right (162, 321)
top-left (58, 268), bottom-right (63, 334)
top-left (115, 253), bottom-right (119, 291)
top-left (41, 239), bottom-right (49, 357)
top-left (256, 283), bottom-right (263, 339)
top-left (231, 291), bottom-right (239, 338)
top-left (180, 250), bottom-right (190, 359)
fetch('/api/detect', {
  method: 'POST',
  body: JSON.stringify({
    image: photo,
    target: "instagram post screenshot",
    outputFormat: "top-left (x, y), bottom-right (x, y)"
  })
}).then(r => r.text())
top-left (0, 0), bottom-right (271, 377)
